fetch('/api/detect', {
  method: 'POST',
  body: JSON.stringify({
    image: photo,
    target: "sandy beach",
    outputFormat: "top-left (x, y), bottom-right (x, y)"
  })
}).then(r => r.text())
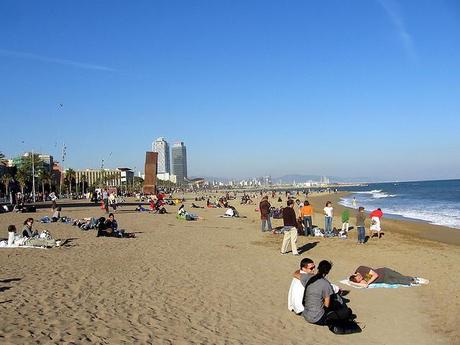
top-left (1, 192), bottom-right (459, 344)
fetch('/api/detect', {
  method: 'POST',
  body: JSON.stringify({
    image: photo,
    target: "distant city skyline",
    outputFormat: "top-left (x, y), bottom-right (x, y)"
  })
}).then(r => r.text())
top-left (0, 1), bottom-right (459, 182)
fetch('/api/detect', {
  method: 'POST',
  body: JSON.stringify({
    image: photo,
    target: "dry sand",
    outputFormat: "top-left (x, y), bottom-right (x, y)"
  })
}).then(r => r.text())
top-left (1, 192), bottom-right (459, 344)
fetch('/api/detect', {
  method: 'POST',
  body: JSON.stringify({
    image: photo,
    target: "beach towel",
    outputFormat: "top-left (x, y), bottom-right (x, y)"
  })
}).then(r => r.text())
top-left (339, 279), bottom-right (426, 289)
top-left (0, 238), bottom-right (49, 249)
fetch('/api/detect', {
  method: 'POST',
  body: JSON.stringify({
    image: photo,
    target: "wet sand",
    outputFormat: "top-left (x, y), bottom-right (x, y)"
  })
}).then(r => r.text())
top-left (0, 192), bottom-right (459, 344)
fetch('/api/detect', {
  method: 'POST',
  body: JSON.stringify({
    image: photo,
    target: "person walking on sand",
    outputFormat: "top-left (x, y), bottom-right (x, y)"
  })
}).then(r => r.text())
top-left (281, 199), bottom-right (299, 256)
top-left (356, 207), bottom-right (366, 244)
top-left (102, 189), bottom-right (109, 214)
top-left (259, 196), bottom-right (272, 232)
top-left (323, 201), bottom-right (333, 237)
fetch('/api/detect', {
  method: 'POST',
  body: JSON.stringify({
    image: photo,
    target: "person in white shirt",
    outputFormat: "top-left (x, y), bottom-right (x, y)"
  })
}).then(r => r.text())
top-left (288, 258), bottom-right (316, 314)
top-left (323, 201), bottom-right (333, 237)
top-left (288, 258), bottom-right (341, 314)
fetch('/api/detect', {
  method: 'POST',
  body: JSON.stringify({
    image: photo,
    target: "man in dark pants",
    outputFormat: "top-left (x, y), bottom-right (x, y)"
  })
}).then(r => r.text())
top-left (259, 196), bottom-right (272, 232)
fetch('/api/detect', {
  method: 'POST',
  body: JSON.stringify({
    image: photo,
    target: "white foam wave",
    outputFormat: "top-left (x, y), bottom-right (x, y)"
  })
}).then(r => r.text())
top-left (383, 208), bottom-right (460, 229)
top-left (355, 190), bottom-right (382, 194)
top-left (339, 197), bottom-right (460, 229)
top-left (353, 190), bottom-right (397, 199)
top-left (373, 192), bottom-right (397, 199)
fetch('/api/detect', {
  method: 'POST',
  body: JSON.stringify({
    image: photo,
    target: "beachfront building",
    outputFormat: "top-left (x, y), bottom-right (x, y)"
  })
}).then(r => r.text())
top-left (157, 172), bottom-right (177, 184)
top-left (152, 137), bottom-right (170, 174)
top-left (12, 152), bottom-right (54, 172)
top-left (172, 142), bottom-right (187, 184)
top-left (74, 168), bottom-right (133, 188)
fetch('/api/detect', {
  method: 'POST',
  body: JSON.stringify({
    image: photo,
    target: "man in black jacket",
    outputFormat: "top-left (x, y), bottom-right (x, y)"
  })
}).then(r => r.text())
top-left (281, 199), bottom-right (299, 256)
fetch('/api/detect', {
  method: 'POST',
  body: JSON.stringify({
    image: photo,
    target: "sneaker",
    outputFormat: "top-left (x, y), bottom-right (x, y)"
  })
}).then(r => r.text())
top-left (293, 253), bottom-right (300, 256)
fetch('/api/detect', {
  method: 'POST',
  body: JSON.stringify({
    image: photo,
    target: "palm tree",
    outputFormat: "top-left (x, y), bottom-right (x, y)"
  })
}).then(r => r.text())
top-left (1, 172), bottom-right (12, 198)
top-left (0, 151), bottom-right (7, 166)
top-left (65, 168), bottom-right (76, 195)
top-left (38, 169), bottom-right (52, 201)
top-left (81, 174), bottom-right (87, 195)
top-left (16, 169), bottom-right (28, 194)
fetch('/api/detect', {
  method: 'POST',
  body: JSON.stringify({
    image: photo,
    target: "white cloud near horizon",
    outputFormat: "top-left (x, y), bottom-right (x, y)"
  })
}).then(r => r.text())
top-left (0, 49), bottom-right (115, 72)
top-left (377, 0), bottom-right (418, 63)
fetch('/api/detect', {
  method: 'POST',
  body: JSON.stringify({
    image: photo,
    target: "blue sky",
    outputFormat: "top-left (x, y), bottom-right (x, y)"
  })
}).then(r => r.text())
top-left (0, 0), bottom-right (459, 181)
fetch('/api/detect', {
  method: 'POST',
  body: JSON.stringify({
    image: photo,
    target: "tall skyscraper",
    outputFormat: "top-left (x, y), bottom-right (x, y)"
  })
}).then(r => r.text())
top-left (152, 137), bottom-right (170, 174)
top-left (172, 142), bottom-right (187, 184)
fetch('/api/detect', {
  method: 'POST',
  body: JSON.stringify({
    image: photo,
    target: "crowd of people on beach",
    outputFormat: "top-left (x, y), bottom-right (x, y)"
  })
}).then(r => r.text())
top-left (0, 187), bottom-right (433, 339)
top-left (258, 194), bottom-right (385, 255)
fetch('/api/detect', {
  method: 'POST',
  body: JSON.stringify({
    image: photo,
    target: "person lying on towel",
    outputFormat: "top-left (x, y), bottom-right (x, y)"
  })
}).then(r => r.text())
top-left (349, 266), bottom-right (429, 287)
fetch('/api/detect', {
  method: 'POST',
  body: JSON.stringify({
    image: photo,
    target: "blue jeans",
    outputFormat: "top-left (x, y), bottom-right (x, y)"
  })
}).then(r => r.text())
top-left (357, 226), bottom-right (365, 243)
top-left (261, 218), bottom-right (272, 232)
top-left (303, 216), bottom-right (313, 236)
top-left (325, 216), bottom-right (333, 237)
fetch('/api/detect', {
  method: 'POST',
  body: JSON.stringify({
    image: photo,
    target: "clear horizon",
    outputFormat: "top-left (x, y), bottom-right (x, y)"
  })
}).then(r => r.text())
top-left (1, 0), bottom-right (459, 181)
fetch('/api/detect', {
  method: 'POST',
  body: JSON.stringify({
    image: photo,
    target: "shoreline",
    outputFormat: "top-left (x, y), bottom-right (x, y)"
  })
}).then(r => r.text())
top-left (304, 192), bottom-right (460, 246)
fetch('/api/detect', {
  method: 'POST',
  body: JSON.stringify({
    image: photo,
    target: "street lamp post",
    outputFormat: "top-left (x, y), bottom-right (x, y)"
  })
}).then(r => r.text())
top-left (31, 149), bottom-right (36, 203)
top-left (133, 166), bottom-right (136, 192)
top-left (59, 143), bottom-right (66, 198)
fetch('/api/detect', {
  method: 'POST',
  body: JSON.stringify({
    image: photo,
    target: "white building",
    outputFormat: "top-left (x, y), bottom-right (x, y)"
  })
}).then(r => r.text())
top-left (157, 172), bottom-right (177, 184)
top-left (152, 137), bottom-right (170, 174)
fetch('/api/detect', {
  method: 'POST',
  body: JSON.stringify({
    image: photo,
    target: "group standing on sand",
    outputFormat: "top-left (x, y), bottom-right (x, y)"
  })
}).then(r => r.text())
top-left (259, 193), bottom-right (385, 246)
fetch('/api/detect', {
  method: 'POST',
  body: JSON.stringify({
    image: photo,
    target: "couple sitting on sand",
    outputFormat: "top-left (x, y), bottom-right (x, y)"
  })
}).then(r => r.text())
top-left (288, 258), bottom-right (360, 334)
top-left (1, 218), bottom-right (60, 248)
top-left (96, 213), bottom-right (135, 238)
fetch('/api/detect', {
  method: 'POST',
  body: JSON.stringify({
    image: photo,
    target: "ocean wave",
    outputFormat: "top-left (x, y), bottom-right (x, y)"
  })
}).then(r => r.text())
top-left (353, 190), bottom-right (396, 199)
top-left (355, 190), bottom-right (382, 194)
top-left (383, 207), bottom-right (460, 229)
top-left (339, 198), bottom-right (460, 229)
top-left (373, 192), bottom-right (397, 199)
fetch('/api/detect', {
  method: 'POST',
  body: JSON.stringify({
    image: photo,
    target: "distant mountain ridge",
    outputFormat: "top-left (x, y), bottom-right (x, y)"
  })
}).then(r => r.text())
top-left (274, 174), bottom-right (370, 183)
top-left (190, 174), bottom-right (370, 183)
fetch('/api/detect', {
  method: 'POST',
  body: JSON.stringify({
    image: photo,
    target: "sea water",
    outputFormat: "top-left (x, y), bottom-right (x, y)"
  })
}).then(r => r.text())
top-left (339, 179), bottom-right (460, 229)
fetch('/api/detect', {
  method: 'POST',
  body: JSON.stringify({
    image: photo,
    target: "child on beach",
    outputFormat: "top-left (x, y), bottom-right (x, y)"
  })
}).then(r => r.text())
top-left (51, 207), bottom-right (61, 222)
top-left (7, 225), bottom-right (17, 246)
top-left (339, 209), bottom-right (350, 238)
top-left (370, 208), bottom-right (383, 239)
